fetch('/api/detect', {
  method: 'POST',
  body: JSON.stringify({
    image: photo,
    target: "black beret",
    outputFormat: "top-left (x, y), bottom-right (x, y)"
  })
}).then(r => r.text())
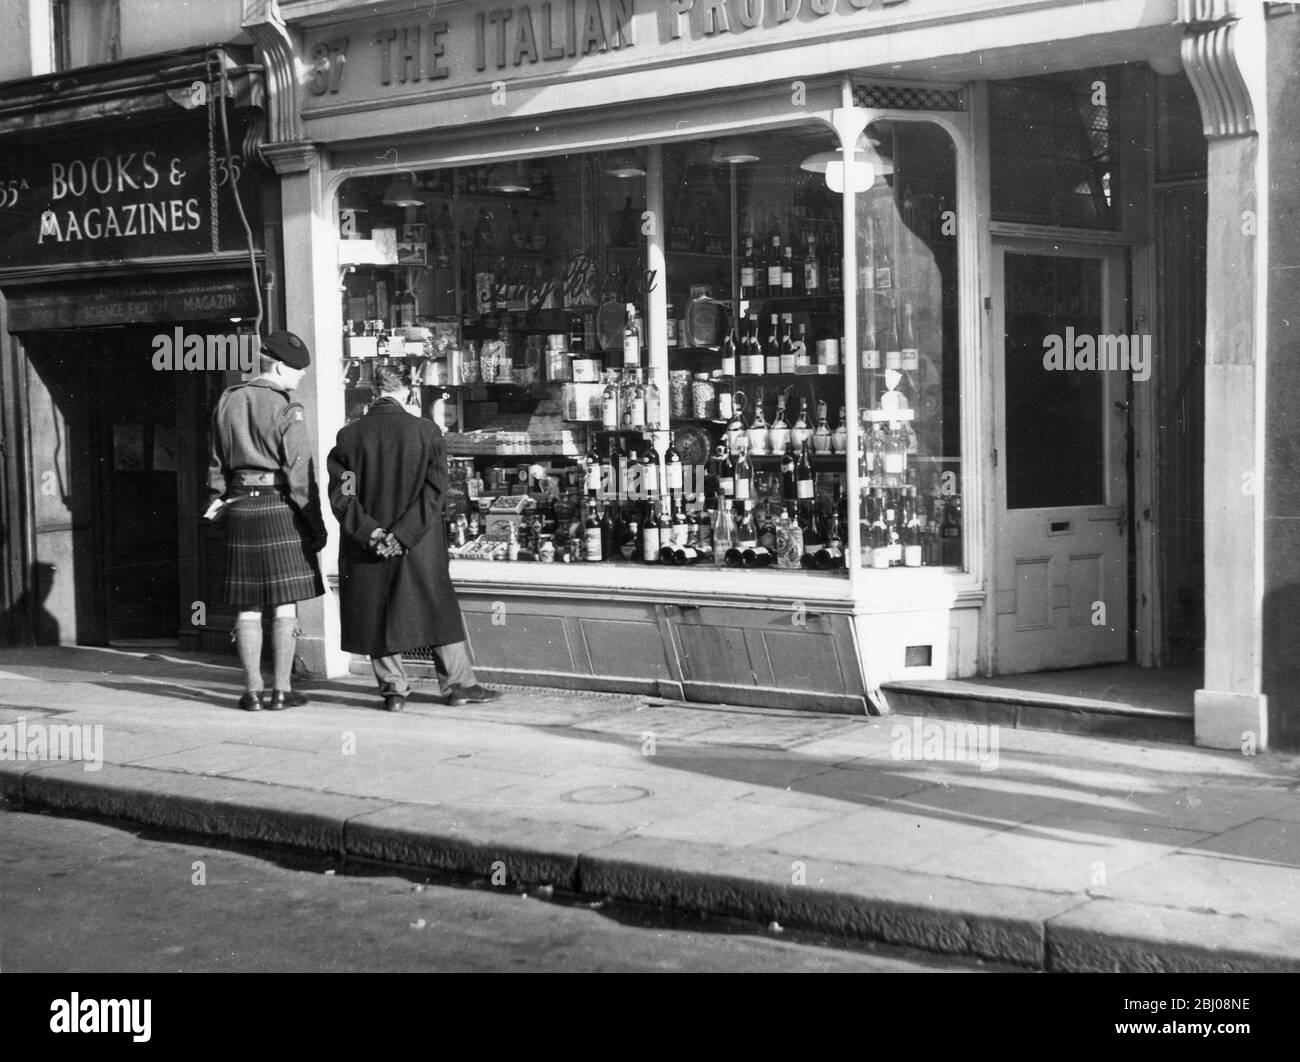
top-left (261, 330), bottom-right (311, 369)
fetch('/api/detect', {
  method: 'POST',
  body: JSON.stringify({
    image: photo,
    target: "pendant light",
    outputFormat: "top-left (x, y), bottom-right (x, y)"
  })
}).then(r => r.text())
top-left (603, 149), bottom-right (646, 178)
top-left (800, 135), bottom-right (891, 194)
top-left (711, 137), bottom-right (761, 165)
top-left (381, 171), bottom-right (424, 207)
top-left (486, 160), bottom-right (532, 194)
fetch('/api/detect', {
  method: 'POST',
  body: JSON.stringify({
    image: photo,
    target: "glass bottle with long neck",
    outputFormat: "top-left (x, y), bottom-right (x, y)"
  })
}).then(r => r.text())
top-left (641, 433), bottom-right (660, 499)
top-left (832, 405), bottom-right (849, 455)
top-left (601, 371), bottom-right (620, 431)
top-left (812, 398), bottom-right (833, 453)
top-left (900, 301), bottom-right (920, 373)
top-left (721, 327), bottom-right (737, 377)
top-left (664, 437), bottom-right (684, 496)
top-left (903, 485), bottom-right (923, 567)
top-left (796, 440), bottom-right (815, 507)
top-left (765, 314), bottom-right (782, 375)
top-left (733, 441), bottom-right (753, 503)
top-left (780, 439), bottom-right (798, 504)
top-left (644, 371), bottom-right (662, 428)
top-left (767, 232), bottom-right (784, 294)
top-left (779, 313), bottom-right (795, 373)
top-left (642, 499), bottom-right (661, 562)
top-left (718, 446), bottom-right (736, 501)
top-left (627, 370), bottom-right (647, 430)
top-left (791, 396), bottom-right (811, 451)
top-left (623, 303), bottom-right (641, 369)
top-left (768, 390), bottom-right (790, 455)
top-left (739, 236), bottom-right (757, 300)
top-left (585, 436), bottom-right (602, 498)
top-left (746, 392), bottom-right (769, 455)
top-left (712, 495), bottom-right (736, 566)
top-left (803, 233), bottom-right (820, 295)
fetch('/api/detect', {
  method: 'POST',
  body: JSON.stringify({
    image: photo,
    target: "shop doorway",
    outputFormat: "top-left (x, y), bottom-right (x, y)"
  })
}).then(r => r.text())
top-left (22, 326), bottom-right (212, 646)
top-left (991, 240), bottom-right (1131, 674)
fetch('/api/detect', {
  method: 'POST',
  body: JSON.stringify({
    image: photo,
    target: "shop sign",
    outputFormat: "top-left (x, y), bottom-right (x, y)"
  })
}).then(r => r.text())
top-left (4, 274), bottom-right (259, 331)
top-left (0, 117), bottom-right (261, 270)
top-left (302, 0), bottom-right (910, 106)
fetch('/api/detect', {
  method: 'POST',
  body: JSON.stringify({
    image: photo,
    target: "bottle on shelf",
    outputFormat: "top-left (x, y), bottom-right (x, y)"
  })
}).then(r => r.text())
top-left (656, 500), bottom-right (673, 553)
top-left (734, 442), bottom-right (754, 502)
top-left (903, 485), bottom-right (923, 568)
top-left (803, 233), bottom-right (820, 295)
top-left (746, 395), bottom-right (769, 455)
top-left (585, 437), bottom-right (603, 496)
top-left (874, 217), bottom-right (893, 290)
top-left (883, 489), bottom-right (903, 566)
top-left (779, 314), bottom-right (796, 374)
top-left (758, 508), bottom-right (779, 553)
top-left (622, 515), bottom-right (641, 562)
top-left (765, 314), bottom-right (782, 375)
top-left (781, 243), bottom-right (797, 296)
top-left (601, 502), bottom-right (618, 560)
top-left (796, 440), bottom-right (815, 504)
top-left (642, 500), bottom-right (662, 562)
top-left (718, 445), bottom-right (737, 500)
top-left (766, 232), bottom-right (784, 294)
top-left (645, 372), bottom-right (662, 428)
top-left (601, 372), bottom-right (620, 431)
top-left (641, 436), bottom-right (661, 499)
top-left (780, 442), bottom-right (798, 503)
top-left (812, 399), bottom-right (833, 453)
top-left (753, 233), bottom-right (769, 300)
top-left (825, 229), bottom-right (842, 295)
top-left (712, 499), bottom-right (736, 565)
top-left (739, 236), bottom-right (758, 300)
top-left (725, 401), bottom-right (746, 455)
top-left (901, 301), bottom-right (920, 373)
top-left (791, 397), bottom-right (812, 451)
top-left (664, 438), bottom-right (684, 495)
top-left (602, 439), bottom-right (618, 497)
top-left (745, 315), bottom-right (764, 375)
top-left (584, 505), bottom-right (603, 562)
top-left (884, 421), bottom-right (908, 487)
top-left (623, 303), bottom-right (641, 369)
top-left (862, 324), bottom-right (882, 372)
top-left (884, 310), bottom-right (903, 372)
top-left (721, 328), bottom-right (737, 377)
top-left (769, 390), bottom-right (791, 455)
top-left (832, 405), bottom-right (849, 455)
top-left (671, 495), bottom-right (691, 548)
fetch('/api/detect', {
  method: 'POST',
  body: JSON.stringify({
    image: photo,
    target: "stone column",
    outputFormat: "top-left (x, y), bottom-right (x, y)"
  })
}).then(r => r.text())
top-left (1180, 1), bottom-right (1270, 748)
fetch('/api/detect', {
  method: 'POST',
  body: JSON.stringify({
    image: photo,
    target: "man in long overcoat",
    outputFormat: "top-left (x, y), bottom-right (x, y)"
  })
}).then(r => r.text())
top-left (326, 365), bottom-right (498, 710)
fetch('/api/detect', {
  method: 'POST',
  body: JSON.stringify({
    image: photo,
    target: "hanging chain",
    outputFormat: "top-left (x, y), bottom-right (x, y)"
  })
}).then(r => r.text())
top-left (207, 84), bottom-right (220, 254)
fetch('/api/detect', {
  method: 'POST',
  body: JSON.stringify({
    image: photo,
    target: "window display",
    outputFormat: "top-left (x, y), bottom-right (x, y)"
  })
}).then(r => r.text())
top-left (334, 121), bottom-right (962, 573)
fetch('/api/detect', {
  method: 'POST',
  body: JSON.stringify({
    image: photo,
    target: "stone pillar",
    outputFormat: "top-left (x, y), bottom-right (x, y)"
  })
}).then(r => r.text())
top-left (1180, 1), bottom-right (1270, 749)
top-left (262, 140), bottom-right (350, 678)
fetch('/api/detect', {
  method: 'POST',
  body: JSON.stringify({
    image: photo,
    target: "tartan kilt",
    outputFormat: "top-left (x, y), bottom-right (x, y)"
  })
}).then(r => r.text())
top-left (220, 491), bottom-right (324, 607)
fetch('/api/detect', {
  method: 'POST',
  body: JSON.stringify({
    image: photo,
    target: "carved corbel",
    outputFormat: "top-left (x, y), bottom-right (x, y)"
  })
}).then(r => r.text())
top-left (1178, 0), bottom-right (1260, 137)
top-left (242, 0), bottom-right (303, 145)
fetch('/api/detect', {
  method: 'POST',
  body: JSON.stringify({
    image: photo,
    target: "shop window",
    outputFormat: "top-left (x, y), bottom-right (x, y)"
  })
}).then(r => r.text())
top-left (990, 69), bottom-right (1120, 230)
top-left (856, 121), bottom-right (963, 569)
top-left (336, 123), bottom-right (960, 574)
top-left (53, 0), bottom-right (121, 71)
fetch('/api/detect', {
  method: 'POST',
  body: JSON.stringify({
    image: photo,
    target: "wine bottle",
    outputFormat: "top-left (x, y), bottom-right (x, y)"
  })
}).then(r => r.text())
top-left (585, 438), bottom-right (602, 496)
top-left (779, 313), bottom-right (795, 374)
top-left (903, 485), bottom-right (923, 567)
top-left (712, 500), bottom-right (736, 565)
top-left (765, 314), bottom-right (781, 374)
top-left (781, 244), bottom-right (796, 295)
top-left (585, 505), bottom-right (603, 561)
top-left (623, 303), bottom-right (641, 369)
top-left (719, 446), bottom-right (736, 500)
top-left (734, 447), bottom-right (753, 503)
top-left (627, 370), bottom-right (647, 429)
top-left (753, 234), bottom-right (769, 299)
top-left (797, 440), bottom-right (815, 502)
top-left (884, 311), bottom-right (902, 372)
top-left (901, 301), bottom-right (920, 372)
top-left (767, 232), bottom-right (784, 292)
top-left (664, 439), bottom-right (684, 495)
top-left (721, 328), bottom-right (737, 377)
top-left (671, 496), bottom-right (690, 547)
top-left (644, 372), bottom-right (662, 428)
top-left (874, 218), bottom-right (892, 290)
top-left (803, 233), bottom-right (820, 295)
top-left (601, 502), bottom-right (618, 561)
top-left (791, 397), bottom-right (811, 451)
top-left (739, 236), bottom-right (757, 300)
top-left (641, 437), bottom-right (661, 498)
top-left (780, 442), bottom-right (798, 502)
top-left (642, 501), bottom-right (661, 562)
top-left (601, 371), bottom-right (620, 431)
top-left (769, 390), bottom-right (790, 455)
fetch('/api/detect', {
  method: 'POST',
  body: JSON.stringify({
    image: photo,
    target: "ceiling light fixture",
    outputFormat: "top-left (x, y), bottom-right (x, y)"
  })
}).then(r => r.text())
top-left (603, 149), bottom-right (646, 178)
top-left (711, 137), bottom-right (761, 165)
top-left (381, 172), bottom-right (424, 207)
top-left (486, 160), bottom-right (532, 194)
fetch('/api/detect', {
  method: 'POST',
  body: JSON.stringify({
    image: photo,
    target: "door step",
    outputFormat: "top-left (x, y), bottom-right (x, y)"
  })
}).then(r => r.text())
top-left (880, 678), bottom-right (1194, 743)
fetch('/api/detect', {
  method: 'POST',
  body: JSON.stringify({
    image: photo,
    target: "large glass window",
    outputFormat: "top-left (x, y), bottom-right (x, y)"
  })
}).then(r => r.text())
top-left (335, 118), bottom-right (961, 576)
top-left (855, 120), bottom-right (963, 569)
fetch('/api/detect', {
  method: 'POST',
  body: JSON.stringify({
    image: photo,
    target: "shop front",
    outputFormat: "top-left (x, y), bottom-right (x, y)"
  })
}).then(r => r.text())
top-left (0, 47), bottom-right (274, 652)
top-left (256, 0), bottom-right (1290, 747)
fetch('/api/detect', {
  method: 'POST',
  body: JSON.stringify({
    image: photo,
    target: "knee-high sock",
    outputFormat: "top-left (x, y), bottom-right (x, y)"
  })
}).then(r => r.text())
top-left (234, 618), bottom-right (263, 692)
top-left (271, 616), bottom-right (298, 691)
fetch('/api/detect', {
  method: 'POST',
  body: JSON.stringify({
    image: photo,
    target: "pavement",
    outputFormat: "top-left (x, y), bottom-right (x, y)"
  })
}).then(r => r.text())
top-left (1, 645), bottom-right (1298, 973)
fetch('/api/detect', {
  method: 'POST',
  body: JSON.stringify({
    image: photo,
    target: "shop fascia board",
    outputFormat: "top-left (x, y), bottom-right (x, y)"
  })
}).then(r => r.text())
top-left (0, 251), bottom-right (264, 288)
top-left (289, 0), bottom-right (1179, 142)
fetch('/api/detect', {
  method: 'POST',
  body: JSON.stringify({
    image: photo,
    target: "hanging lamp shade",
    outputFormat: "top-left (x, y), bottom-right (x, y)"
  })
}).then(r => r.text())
top-left (604, 149), bottom-right (646, 178)
top-left (800, 135), bottom-right (890, 194)
top-left (486, 160), bottom-right (532, 194)
top-left (381, 172), bottom-right (424, 207)
top-left (711, 137), bottom-right (761, 165)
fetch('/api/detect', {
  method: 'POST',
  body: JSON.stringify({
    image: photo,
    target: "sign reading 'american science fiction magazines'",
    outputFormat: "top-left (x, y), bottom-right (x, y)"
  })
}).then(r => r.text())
top-left (0, 116), bottom-right (261, 270)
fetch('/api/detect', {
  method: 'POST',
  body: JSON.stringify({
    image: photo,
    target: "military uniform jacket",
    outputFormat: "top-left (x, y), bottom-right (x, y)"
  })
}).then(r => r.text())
top-left (326, 398), bottom-right (466, 656)
top-left (208, 378), bottom-right (326, 540)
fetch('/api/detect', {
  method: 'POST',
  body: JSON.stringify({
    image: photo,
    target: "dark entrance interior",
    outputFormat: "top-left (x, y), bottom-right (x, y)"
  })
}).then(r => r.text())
top-left (21, 324), bottom-right (222, 646)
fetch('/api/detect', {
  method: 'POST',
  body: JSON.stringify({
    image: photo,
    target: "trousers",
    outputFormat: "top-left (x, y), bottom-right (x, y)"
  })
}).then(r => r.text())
top-left (370, 641), bottom-right (477, 697)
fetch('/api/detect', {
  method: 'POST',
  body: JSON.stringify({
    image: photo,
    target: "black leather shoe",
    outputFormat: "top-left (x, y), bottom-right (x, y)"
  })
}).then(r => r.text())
top-left (445, 684), bottom-right (501, 706)
top-left (382, 694), bottom-right (406, 712)
top-left (267, 689), bottom-right (308, 710)
top-left (238, 691), bottom-right (263, 712)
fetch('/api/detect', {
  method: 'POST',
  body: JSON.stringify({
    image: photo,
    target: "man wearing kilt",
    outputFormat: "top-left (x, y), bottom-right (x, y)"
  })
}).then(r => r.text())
top-left (207, 331), bottom-right (327, 711)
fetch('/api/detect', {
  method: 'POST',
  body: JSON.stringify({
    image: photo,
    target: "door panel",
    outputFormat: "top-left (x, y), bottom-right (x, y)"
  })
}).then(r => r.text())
top-left (993, 243), bottom-right (1129, 674)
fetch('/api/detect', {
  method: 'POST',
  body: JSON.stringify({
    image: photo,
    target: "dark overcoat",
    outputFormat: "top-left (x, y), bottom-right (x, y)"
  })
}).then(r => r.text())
top-left (326, 399), bottom-right (466, 655)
